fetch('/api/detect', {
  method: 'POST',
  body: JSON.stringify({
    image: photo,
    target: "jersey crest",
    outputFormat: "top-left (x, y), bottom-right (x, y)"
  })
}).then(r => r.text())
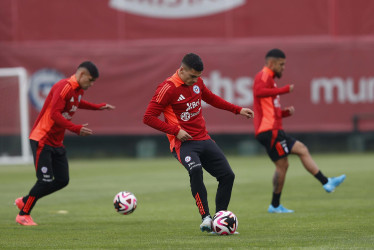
top-left (193, 85), bottom-right (200, 94)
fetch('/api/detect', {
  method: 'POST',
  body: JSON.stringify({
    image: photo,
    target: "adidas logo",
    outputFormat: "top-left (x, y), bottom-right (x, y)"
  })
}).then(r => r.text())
top-left (70, 97), bottom-right (74, 102)
top-left (177, 94), bottom-right (185, 101)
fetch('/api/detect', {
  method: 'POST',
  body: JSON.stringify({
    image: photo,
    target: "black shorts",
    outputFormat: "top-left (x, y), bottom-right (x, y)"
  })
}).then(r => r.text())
top-left (30, 139), bottom-right (69, 183)
top-left (256, 130), bottom-right (296, 162)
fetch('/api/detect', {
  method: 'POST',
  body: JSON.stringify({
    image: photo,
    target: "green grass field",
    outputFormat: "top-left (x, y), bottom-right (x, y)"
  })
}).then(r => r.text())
top-left (0, 153), bottom-right (373, 249)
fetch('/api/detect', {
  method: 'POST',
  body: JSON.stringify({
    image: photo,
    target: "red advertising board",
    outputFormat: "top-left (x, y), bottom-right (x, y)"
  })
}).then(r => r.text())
top-left (1, 0), bottom-right (373, 135)
top-left (1, 0), bottom-right (374, 41)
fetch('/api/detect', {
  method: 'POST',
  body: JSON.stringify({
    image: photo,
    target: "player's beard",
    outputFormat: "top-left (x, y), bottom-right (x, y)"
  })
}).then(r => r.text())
top-left (274, 71), bottom-right (282, 78)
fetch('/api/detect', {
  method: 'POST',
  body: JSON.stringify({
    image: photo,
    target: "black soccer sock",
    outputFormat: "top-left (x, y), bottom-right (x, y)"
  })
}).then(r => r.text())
top-left (19, 195), bottom-right (37, 215)
top-left (189, 168), bottom-right (210, 219)
top-left (314, 171), bottom-right (328, 185)
top-left (271, 192), bottom-right (281, 208)
top-left (215, 172), bottom-right (235, 212)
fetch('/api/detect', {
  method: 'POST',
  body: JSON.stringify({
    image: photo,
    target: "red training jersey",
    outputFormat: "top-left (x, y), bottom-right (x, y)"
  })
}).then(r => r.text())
top-left (143, 70), bottom-right (242, 152)
top-left (253, 67), bottom-right (291, 136)
top-left (29, 75), bottom-right (105, 147)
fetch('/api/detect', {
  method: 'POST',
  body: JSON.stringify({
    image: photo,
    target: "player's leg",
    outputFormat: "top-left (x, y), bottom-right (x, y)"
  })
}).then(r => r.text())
top-left (20, 141), bottom-right (54, 215)
top-left (26, 146), bottom-right (69, 204)
top-left (291, 140), bottom-right (320, 175)
top-left (273, 157), bottom-right (289, 194)
top-left (172, 141), bottom-right (212, 231)
top-left (19, 143), bottom-right (68, 212)
top-left (16, 140), bottom-right (53, 225)
top-left (199, 140), bottom-right (235, 213)
top-left (256, 130), bottom-right (294, 213)
top-left (268, 157), bottom-right (294, 212)
top-left (16, 143), bottom-right (70, 225)
top-left (49, 146), bottom-right (69, 193)
top-left (291, 140), bottom-right (346, 192)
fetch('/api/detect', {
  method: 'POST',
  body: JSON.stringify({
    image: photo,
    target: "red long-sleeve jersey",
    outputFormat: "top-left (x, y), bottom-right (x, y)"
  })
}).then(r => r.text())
top-left (29, 75), bottom-right (105, 147)
top-left (143, 70), bottom-right (242, 152)
top-left (253, 67), bottom-right (291, 136)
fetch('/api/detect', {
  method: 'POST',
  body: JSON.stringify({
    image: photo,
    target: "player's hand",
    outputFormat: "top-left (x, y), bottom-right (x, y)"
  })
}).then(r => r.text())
top-left (240, 108), bottom-right (254, 119)
top-left (79, 123), bottom-right (93, 136)
top-left (176, 129), bottom-right (193, 142)
top-left (100, 104), bottom-right (116, 110)
top-left (285, 106), bottom-right (295, 116)
top-left (289, 84), bottom-right (294, 92)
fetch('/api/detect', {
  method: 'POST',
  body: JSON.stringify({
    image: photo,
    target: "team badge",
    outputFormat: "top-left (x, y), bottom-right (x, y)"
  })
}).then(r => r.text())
top-left (185, 156), bottom-right (191, 163)
top-left (29, 68), bottom-right (65, 111)
top-left (41, 166), bottom-right (48, 174)
top-left (193, 85), bottom-right (200, 94)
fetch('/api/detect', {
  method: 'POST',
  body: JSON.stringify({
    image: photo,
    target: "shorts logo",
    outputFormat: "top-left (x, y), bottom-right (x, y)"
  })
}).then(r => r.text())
top-left (193, 85), bottom-right (200, 94)
top-left (275, 140), bottom-right (288, 156)
top-left (29, 69), bottom-right (65, 111)
top-left (41, 166), bottom-right (48, 174)
top-left (185, 156), bottom-right (191, 163)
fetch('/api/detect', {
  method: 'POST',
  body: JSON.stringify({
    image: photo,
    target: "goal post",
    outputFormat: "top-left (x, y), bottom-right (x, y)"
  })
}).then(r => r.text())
top-left (0, 67), bottom-right (32, 164)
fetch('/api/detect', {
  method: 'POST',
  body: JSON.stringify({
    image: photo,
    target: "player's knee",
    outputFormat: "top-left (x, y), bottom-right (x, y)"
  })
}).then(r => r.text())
top-left (36, 179), bottom-right (50, 188)
top-left (298, 142), bottom-right (310, 155)
top-left (275, 159), bottom-right (289, 171)
top-left (292, 141), bottom-right (309, 156)
top-left (189, 165), bottom-right (203, 176)
top-left (220, 171), bottom-right (235, 184)
top-left (282, 162), bottom-right (289, 170)
top-left (284, 163), bottom-right (289, 171)
top-left (229, 171), bottom-right (235, 182)
top-left (56, 178), bottom-right (69, 189)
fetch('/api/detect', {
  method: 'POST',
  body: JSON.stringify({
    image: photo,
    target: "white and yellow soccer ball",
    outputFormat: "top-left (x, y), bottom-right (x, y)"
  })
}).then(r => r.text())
top-left (212, 210), bottom-right (238, 235)
top-left (113, 191), bottom-right (137, 215)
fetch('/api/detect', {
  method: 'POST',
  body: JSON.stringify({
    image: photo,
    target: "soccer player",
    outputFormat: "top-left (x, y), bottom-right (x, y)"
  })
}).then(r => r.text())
top-left (15, 61), bottom-right (115, 225)
top-left (143, 53), bottom-right (254, 232)
top-left (253, 48), bottom-right (346, 213)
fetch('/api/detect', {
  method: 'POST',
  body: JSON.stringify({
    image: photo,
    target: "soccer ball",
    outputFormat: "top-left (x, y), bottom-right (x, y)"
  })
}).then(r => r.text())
top-left (212, 210), bottom-right (238, 235)
top-left (113, 191), bottom-right (137, 215)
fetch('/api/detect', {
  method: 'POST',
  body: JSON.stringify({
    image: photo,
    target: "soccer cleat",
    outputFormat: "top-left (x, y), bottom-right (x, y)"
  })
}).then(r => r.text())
top-left (323, 174), bottom-right (346, 193)
top-left (268, 204), bottom-right (294, 213)
top-left (14, 197), bottom-right (24, 211)
top-left (16, 215), bottom-right (37, 226)
top-left (200, 215), bottom-right (212, 232)
top-left (210, 231), bottom-right (240, 235)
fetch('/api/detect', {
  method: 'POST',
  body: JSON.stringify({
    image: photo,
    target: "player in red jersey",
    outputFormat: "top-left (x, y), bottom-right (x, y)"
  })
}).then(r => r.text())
top-left (143, 53), bottom-right (254, 232)
top-left (253, 49), bottom-right (346, 213)
top-left (15, 61), bottom-right (115, 225)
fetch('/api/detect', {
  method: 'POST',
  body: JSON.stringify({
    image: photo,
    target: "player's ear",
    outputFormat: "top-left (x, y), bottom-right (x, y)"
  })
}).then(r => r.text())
top-left (76, 68), bottom-right (83, 81)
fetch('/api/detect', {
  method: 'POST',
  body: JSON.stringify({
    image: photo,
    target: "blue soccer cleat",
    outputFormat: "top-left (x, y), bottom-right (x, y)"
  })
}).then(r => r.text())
top-left (268, 204), bottom-right (294, 213)
top-left (323, 174), bottom-right (346, 193)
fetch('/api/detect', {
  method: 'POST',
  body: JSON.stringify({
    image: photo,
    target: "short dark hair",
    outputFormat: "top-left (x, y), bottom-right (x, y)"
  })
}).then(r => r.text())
top-left (265, 49), bottom-right (286, 59)
top-left (78, 61), bottom-right (99, 78)
top-left (182, 53), bottom-right (204, 71)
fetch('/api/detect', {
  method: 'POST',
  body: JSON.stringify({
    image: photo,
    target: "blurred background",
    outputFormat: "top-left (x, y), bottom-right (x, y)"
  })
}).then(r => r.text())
top-left (1, 0), bottom-right (374, 161)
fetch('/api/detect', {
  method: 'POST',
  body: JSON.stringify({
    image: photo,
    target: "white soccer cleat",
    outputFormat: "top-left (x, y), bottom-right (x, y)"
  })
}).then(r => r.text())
top-left (200, 215), bottom-right (212, 232)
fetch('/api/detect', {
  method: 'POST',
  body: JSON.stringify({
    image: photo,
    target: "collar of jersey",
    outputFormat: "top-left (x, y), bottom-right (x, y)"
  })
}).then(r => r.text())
top-left (68, 75), bottom-right (81, 90)
top-left (169, 70), bottom-right (185, 87)
top-left (263, 66), bottom-right (275, 78)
